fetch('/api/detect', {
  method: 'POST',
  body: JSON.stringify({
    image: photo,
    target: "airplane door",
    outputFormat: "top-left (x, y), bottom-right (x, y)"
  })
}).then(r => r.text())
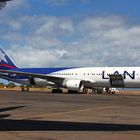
top-left (109, 74), bottom-right (124, 87)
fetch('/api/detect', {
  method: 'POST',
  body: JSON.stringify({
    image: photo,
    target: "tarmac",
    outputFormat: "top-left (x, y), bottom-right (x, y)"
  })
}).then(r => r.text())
top-left (0, 91), bottom-right (140, 140)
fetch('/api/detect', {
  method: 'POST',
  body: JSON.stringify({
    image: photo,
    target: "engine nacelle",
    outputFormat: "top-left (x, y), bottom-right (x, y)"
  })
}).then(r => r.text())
top-left (63, 79), bottom-right (83, 91)
top-left (29, 78), bottom-right (54, 87)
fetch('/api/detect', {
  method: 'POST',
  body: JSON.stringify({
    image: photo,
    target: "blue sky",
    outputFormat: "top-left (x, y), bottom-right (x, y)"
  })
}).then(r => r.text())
top-left (12, 0), bottom-right (140, 19)
top-left (0, 0), bottom-right (140, 68)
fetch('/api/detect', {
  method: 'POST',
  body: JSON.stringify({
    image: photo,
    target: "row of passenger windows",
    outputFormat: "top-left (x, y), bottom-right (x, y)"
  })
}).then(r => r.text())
top-left (49, 73), bottom-right (139, 76)
top-left (49, 73), bottom-right (103, 76)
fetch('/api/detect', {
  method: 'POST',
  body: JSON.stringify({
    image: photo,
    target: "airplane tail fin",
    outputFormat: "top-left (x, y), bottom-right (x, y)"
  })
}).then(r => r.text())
top-left (0, 47), bottom-right (17, 69)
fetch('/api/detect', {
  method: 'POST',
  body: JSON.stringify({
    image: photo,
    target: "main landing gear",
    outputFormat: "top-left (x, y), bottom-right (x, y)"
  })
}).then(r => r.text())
top-left (21, 86), bottom-right (29, 92)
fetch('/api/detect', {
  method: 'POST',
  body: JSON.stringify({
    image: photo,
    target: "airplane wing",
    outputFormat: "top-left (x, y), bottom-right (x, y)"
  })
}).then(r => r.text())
top-left (0, 69), bottom-right (96, 86)
top-left (0, 69), bottom-right (65, 83)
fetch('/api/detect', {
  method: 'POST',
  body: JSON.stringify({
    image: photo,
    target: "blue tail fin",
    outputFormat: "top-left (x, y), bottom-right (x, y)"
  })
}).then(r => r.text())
top-left (0, 47), bottom-right (17, 69)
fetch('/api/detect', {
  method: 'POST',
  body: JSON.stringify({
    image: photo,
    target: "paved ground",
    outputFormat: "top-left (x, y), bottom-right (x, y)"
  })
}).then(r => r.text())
top-left (0, 91), bottom-right (140, 140)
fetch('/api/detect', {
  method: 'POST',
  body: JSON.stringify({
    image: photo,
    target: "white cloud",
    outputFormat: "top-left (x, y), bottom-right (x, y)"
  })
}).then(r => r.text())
top-left (2, 14), bottom-right (140, 67)
top-left (35, 16), bottom-right (74, 35)
top-left (46, 0), bottom-right (73, 5)
top-left (5, 0), bottom-right (29, 12)
top-left (46, 0), bottom-right (91, 5)
top-left (7, 45), bottom-right (67, 67)
top-left (6, 19), bottom-right (22, 30)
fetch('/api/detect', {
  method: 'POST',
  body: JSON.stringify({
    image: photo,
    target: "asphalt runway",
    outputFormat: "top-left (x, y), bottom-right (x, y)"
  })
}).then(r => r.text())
top-left (0, 91), bottom-right (140, 140)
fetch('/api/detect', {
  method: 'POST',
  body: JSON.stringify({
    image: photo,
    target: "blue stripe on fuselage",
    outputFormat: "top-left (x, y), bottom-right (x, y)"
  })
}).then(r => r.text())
top-left (13, 67), bottom-right (75, 74)
top-left (8, 67), bottom-right (74, 80)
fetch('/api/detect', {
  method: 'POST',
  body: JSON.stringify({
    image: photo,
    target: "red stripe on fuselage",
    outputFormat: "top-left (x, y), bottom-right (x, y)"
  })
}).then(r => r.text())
top-left (0, 64), bottom-right (15, 69)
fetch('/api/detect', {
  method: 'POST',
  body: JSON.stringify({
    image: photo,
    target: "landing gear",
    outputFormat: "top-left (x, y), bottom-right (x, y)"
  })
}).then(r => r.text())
top-left (52, 88), bottom-right (63, 93)
top-left (82, 88), bottom-right (94, 94)
top-left (83, 88), bottom-right (88, 94)
top-left (96, 90), bottom-right (102, 94)
top-left (21, 86), bottom-right (29, 92)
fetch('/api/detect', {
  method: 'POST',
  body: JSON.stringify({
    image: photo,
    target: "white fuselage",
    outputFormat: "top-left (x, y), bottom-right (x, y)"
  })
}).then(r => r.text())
top-left (48, 67), bottom-right (140, 88)
top-left (3, 67), bottom-right (140, 89)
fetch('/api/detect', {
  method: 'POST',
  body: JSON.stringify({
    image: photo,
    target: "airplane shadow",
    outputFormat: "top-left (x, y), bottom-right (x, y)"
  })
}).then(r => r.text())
top-left (0, 106), bottom-right (26, 119)
top-left (0, 119), bottom-right (140, 131)
top-left (0, 106), bottom-right (26, 113)
top-left (0, 106), bottom-right (140, 131)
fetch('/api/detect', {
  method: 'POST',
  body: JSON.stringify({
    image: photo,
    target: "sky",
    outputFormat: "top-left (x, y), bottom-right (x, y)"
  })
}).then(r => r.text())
top-left (0, 0), bottom-right (140, 68)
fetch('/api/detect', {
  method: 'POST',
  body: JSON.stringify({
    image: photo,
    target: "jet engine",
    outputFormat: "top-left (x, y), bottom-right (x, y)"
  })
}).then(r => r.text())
top-left (62, 79), bottom-right (83, 91)
top-left (29, 78), bottom-right (54, 87)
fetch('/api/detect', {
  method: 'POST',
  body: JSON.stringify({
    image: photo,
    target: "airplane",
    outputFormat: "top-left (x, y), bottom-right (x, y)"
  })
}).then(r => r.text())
top-left (0, 47), bottom-right (139, 93)
top-left (0, 0), bottom-right (12, 10)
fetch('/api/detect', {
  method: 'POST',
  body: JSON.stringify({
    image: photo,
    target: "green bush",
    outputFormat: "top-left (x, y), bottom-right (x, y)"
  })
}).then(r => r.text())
top-left (0, 83), bottom-right (4, 88)
top-left (6, 82), bottom-right (16, 88)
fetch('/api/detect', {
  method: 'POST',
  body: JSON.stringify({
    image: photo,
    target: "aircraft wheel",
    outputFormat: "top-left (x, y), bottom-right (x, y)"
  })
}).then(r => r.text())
top-left (83, 88), bottom-right (88, 94)
top-left (97, 90), bottom-right (102, 94)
